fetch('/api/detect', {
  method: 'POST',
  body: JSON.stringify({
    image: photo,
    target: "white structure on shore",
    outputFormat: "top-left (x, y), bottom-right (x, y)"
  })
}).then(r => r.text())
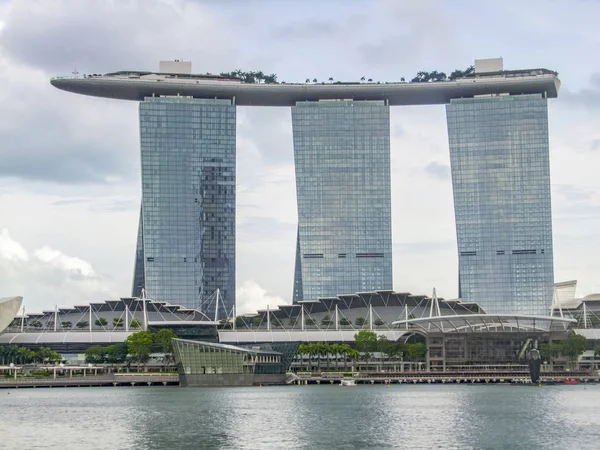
top-left (0, 296), bottom-right (23, 334)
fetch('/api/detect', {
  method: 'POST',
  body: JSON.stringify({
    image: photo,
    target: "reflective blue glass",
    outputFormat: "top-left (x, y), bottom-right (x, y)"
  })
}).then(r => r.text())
top-left (132, 97), bottom-right (236, 317)
top-left (292, 101), bottom-right (393, 301)
top-left (447, 94), bottom-right (554, 315)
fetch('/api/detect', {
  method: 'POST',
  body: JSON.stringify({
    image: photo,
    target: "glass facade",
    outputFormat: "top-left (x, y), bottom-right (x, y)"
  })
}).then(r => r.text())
top-left (447, 94), bottom-right (554, 315)
top-left (132, 97), bottom-right (236, 318)
top-left (173, 339), bottom-right (284, 376)
top-left (291, 101), bottom-right (393, 302)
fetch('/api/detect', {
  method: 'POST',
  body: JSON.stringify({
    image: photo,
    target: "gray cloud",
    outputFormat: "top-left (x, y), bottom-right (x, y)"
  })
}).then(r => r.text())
top-left (0, 0), bottom-right (237, 74)
top-left (357, 0), bottom-right (462, 73)
top-left (238, 216), bottom-right (296, 240)
top-left (0, 80), bottom-right (139, 184)
top-left (560, 73), bottom-right (600, 108)
top-left (424, 161), bottom-right (451, 181)
top-left (554, 184), bottom-right (594, 203)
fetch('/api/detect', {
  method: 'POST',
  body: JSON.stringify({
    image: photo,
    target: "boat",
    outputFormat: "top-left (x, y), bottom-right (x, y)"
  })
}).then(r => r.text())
top-left (340, 379), bottom-right (356, 386)
top-left (563, 378), bottom-right (580, 385)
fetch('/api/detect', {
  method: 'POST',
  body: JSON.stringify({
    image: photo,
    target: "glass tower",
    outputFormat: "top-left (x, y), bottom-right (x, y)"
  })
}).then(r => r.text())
top-left (132, 97), bottom-right (236, 318)
top-left (291, 100), bottom-right (393, 302)
top-left (446, 94), bottom-right (554, 315)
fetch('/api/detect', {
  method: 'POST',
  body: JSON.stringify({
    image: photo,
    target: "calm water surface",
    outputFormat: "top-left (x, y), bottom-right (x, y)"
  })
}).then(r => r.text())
top-left (1, 384), bottom-right (600, 449)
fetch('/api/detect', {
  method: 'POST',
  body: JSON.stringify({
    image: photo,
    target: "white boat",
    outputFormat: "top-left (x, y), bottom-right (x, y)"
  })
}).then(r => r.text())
top-left (340, 379), bottom-right (356, 386)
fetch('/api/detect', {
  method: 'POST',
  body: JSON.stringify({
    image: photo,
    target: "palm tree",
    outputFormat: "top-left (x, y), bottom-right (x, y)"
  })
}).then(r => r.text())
top-left (312, 78), bottom-right (317, 83)
top-left (400, 77), bottom-right (405, 82)
top-left (328, 77), bottom-right (334, 83)
top-left (305, 78), bottom-right (310, 83)
top-left (368, 78), bottom-right (373, 82)
top-left (360, 76), bottom-right (365, 82)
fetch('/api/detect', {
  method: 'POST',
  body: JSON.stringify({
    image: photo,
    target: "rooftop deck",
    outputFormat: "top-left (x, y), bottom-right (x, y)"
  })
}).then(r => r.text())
top-left (50, 69), bottom-right (560, 106)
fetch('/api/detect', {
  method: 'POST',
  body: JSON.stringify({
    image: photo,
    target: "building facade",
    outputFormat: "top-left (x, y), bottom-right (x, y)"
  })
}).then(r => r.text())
top-left (291, 100), bottom-right (393, 302)
top-left (173, 339), bottom-right (293, 386)
top-left (132, 97), bottom-right (236, 317)
top-left (447, 94), bottom-right (554, 315)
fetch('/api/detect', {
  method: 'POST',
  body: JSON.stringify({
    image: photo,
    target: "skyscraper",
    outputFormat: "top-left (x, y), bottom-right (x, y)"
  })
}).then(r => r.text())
top-left (291, 100), bottom-right (393, 302)
top-left (132, 97), bottom-right (236, 317)
top-left (447, 94), bottom-right (554, 315)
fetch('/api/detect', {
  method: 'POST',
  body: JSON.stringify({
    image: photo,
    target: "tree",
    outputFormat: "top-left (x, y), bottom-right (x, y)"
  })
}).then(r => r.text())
top-left (252, 317), bottom-right (262, 328)
top-left (113, 318), bottom-right (124, 328)
top-left (560, 334), bottom-right (587, 368)
top-left (367, 78), bottom-right (373, 82)
top-left (76, 321), bottom-right (89, 329)
top-left (374, 318), bottom-right (385, 327)
top-left (61, 321), bottom-right (72, 329)
top-left (130, 319), bottom-right (142, 329)
top-left (305, 78), bottom-right (310, 83)
top-left (328, 77), bottom-right (334, 83)
top-left (404, 343), bottom-right (427, 362)
top-left (449, 65), bottom-right (475, 80)
top-left (95, 318), bottom-right (108, 327)
top-left (218, 318), bottom-right (232, 329)
top-left (321, 315), bottom-right (333, 326)
top-left (30, 320), bottom-right (42, 328)
top-left (355, 317), bottom-right (366, 327)
top-left (235, 317), bottom-right (248, 328)
top-left (106, 344), bottom-right (128, 364)
top-left (288, 317), bottom-right (298, 327)
top-left (354, 330), bottom-right (378, 359)
top-left (37, 347), bottom-right (61, 364)
top-left (154, 329), bottom-right (177, 355)
top-left (377, 335), bottom-right (392, 359)
top-left (305, 318), bottom-right (316, 326)
top-left (17, 347), bottom-right (37, 364)
top-left (126, 330), bottom-right (154, 369)
top-left (360, 76), bottom-right (366, 82)
top-left (541, 342), bottom-right (561, 367)
top-left (339, 318), bottom-right (351, 326)
top-left (400, 77), bottom-right (405, 82)
top-left (312, 78), bottom-right (317, 83)
top-left (595, 346), bottom-right (600, 359)
top-left (85, 345), bottom-right (107, 364)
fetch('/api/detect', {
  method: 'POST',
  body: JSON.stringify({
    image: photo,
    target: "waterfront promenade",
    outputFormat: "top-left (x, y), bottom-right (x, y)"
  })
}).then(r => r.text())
top-left (289, 370), bottom-right (600, 386)
top-left (0, 373), bottom-right (178, 389)
top-left (2, 370), bottom-right (598, 388)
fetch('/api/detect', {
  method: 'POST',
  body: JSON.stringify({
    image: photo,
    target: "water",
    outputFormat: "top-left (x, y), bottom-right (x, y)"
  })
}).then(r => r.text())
top-left (1, 384), bottom-right (600, 449)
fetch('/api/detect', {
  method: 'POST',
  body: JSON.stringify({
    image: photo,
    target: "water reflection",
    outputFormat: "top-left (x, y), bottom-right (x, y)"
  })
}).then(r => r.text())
top-left (2, 384), bottom-right (600, 449)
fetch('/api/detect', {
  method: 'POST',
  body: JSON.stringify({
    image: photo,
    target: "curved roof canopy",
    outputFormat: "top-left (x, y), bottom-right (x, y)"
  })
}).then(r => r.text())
top-left (392, 314), bottom-right (575, 334)
top-left (50, 70), bottom-right (560, 106)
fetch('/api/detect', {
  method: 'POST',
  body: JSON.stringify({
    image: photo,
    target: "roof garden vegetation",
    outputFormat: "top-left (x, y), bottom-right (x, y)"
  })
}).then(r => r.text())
top-left (217, 65), bottom-right (478, 85)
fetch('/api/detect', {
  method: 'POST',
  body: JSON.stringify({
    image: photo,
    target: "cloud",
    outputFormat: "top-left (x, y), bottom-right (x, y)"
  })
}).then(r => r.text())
top-left (424, 161), bottom-right (451, 181)
top-left (0, 56), bottom-right (140, 184)
top-left (0, 0), bottom-right (236, 74)
top-left (237, 107), bottom-right (293, 168)
top-left (0, 228), bottom-right (118, 312)
top-left (358, 0), bottom-right (462, 72)
top-left (236, 280), bottom-right (286, 314)
top-left (0, 229), bottom-right (28, 262)
top-left (560, 73), bottom-right (600, 108)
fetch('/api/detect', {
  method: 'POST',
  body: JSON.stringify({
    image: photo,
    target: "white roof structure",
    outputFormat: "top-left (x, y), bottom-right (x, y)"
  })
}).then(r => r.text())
top-left (0, 296), bottom-right (23, 334)
top-left (392, 314), bottom-right (575, 334)
top-left (0, 331), bottom-right (134, 346)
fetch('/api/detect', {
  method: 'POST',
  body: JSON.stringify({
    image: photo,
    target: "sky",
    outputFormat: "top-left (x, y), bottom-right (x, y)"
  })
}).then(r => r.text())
top-left (1, 0), bottom-right (600, 314)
